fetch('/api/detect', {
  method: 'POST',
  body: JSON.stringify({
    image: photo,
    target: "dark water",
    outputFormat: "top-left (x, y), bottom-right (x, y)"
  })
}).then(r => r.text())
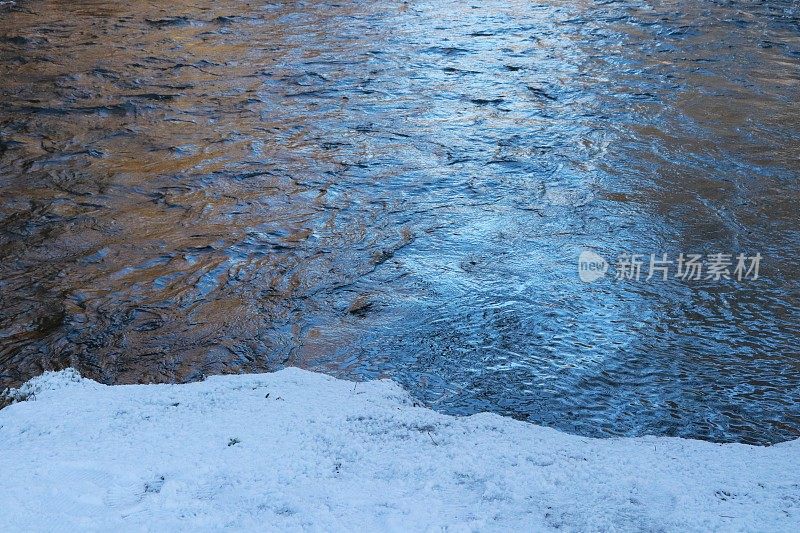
top-left (1, 0), bottom-right (799, 444)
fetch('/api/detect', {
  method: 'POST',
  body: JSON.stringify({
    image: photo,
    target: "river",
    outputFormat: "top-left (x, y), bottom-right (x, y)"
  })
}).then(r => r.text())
top-left (1, 0), bottom-right (799, 444)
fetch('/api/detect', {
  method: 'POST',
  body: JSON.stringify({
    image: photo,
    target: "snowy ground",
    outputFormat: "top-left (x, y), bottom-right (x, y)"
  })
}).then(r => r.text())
top-left (1, 369), bottom-right (798, 531)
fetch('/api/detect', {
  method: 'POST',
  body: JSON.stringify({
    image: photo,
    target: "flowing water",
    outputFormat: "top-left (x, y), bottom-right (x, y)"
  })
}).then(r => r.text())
top-left (1, 0), bottom-right (799, 444)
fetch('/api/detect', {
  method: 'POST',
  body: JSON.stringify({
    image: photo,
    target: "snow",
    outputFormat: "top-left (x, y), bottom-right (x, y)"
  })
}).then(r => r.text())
top-left (1, 368), bottom-right (798, 531)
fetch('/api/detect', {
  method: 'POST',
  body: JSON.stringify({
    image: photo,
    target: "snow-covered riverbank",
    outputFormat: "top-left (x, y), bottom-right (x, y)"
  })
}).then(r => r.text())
top-left (1, 368), bottom-right (797, 531)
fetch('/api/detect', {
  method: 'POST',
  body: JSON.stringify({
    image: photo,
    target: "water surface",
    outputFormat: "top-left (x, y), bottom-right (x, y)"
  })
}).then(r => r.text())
top-left (1, 0), bottom-right (799, 444)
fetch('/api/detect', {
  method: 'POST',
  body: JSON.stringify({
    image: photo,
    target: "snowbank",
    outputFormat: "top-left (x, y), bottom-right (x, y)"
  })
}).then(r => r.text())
top-left (1, 368), bottom-right (797, 531)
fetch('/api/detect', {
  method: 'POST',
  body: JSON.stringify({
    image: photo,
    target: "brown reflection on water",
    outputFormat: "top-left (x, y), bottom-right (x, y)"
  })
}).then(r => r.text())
top-left (1, 0), bottom-right (404, 383)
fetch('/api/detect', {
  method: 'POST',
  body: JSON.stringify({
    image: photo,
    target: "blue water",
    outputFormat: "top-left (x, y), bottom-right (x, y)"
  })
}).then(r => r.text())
top-left (1, 0), bottom-right (799, 444)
